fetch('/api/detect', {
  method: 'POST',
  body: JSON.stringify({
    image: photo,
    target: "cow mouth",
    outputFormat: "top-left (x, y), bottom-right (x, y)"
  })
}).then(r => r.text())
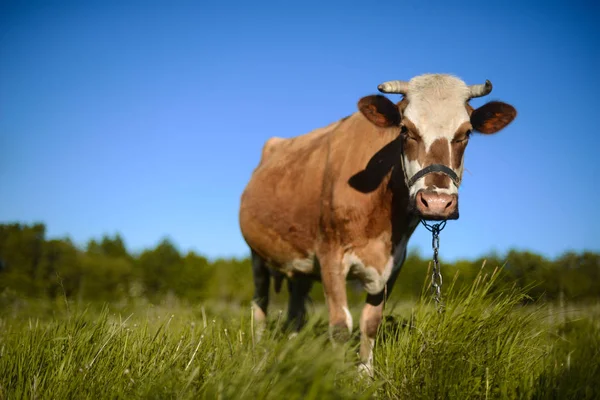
top-left (418, 210), bottom-right (459, 221)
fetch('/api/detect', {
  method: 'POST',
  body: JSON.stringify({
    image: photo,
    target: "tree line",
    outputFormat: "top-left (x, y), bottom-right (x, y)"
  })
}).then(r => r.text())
top-left (0, 223), bottom-right (598, 306)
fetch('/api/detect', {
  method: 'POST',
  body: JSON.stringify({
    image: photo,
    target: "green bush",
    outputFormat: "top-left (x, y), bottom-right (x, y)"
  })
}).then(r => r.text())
top-left (0, 222), bottom-right (598, 306)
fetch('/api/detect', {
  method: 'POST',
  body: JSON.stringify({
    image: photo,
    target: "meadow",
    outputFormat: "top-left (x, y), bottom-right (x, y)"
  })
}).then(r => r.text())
top-left (1, 266), bottom-right (599, 400)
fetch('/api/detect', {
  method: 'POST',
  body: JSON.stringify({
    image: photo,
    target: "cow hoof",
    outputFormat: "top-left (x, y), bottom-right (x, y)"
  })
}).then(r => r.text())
top-left (357, 362), bottom-right (374, 378)
top-left (329, 324), bottom-right (351, 343)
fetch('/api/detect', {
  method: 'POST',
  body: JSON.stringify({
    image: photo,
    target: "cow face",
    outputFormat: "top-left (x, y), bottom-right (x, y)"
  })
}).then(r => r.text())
top-left (359, 74), bottom-right (516, 220)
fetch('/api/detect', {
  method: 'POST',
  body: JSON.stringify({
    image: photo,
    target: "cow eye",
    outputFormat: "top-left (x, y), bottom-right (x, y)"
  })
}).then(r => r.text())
top-left (454, 130), bottom-right (472, 143)
top-left (401, 125), bottom-right (418, 141)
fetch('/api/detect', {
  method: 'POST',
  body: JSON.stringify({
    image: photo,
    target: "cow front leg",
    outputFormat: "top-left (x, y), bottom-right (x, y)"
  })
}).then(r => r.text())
top-left (359, 292), bottom-right (384, 376)
top-left (359, 250), bottom-right (405, 376)
top-left (320, 252), bottom-right (352, 342)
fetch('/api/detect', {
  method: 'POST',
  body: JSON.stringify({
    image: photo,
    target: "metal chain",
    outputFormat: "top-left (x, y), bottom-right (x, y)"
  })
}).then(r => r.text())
top-left (420, 219), bottom-right (447, 312)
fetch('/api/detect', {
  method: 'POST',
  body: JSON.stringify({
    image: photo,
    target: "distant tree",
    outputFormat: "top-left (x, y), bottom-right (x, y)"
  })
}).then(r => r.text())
top-left (205, 257), bottom-right (253, 303)
top-left (100, 234), bottom-right (129, 259)
top-left (556, 251), bottom-right (600, 300)
top-left (37, 238), bottom-right (81, 298)
top-left (174, 251), bottom-right (212, 301)
top-left (86, 239), bottom-right (102, 255)
top-left (137, 238), bottom-right (183, 298)
top-left (394, 248), bottom-right (429, 299)
top-left (79, 253), bottom-right (133, 301)
top-left (0, 223), bottom-right (46, 296)
top-left (0, 223), bottom-right (598, 305)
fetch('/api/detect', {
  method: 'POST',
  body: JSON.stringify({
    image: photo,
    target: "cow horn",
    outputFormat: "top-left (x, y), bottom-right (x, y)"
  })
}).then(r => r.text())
top-left (377, 80), bottom-right (409, 94)
top-left (468, 80), bottom-right (493, 98)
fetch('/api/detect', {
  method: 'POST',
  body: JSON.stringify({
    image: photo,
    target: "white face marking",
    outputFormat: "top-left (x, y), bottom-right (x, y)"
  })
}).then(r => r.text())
top-left (401, 74), bottom-right (471, 196)
top-left (403, 158), bottom-right (427, 198)
top-left (343, 252), bottom-right (393, 295)
top-left (342, 306), bottom-right (353, 333)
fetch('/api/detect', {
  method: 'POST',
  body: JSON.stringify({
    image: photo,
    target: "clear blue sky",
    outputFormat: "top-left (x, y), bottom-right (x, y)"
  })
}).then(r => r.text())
top-left (1, 0), bottom-right (598, 261)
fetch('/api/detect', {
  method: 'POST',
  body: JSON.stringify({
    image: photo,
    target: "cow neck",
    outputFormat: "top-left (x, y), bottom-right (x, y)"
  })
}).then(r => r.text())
top-left (387, 158), bottom-right (418, 247)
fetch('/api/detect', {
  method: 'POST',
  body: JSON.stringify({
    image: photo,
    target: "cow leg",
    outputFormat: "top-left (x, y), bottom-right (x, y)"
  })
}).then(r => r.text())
top-left (358, 292), bottom-right (386, 377)
top-left (320, 251), bottom-right (352, 342)
top-left (359, 248), bottom-right (406, 376)
top-left (251, 249), bottom-right (270, 341)
top-left (286, 274), bottom-right (313, 334)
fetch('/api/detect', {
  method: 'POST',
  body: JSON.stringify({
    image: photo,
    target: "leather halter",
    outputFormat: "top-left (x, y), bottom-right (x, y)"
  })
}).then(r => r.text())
top-left (399, 127), bottom-right (461, 189)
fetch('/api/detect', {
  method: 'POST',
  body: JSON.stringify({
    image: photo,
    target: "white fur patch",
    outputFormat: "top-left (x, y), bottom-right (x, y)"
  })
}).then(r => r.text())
top-left (405, 74), bottom-right (471, 151)
top-left (358, 361), bottom-right (373, 378)
top-left (343, 252), bottom-right (393, 295)
top-left (358, 338), bottom-right (375, 377)
top-left (433, 186), bottom-right (459, 196)
top-left (281, 255), bottom-right (315, 275)
top-left (403, 158), bottom-right (426, 198)
top-left (342, 306), bottom-right (353, 333)
top-left (252, 301), bottom-right (267, 342)
top-left (252, 301), bottom-right (266, 322)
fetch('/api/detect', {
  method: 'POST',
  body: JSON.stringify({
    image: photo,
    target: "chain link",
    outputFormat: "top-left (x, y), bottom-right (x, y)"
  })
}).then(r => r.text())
top-left (420, 219), bottom-right (447, 313)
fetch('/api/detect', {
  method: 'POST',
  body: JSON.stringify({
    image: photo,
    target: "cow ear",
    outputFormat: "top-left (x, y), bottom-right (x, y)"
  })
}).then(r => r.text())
top-left (471, 101), bottom-right (517, 134)
top-left (358, 95), bottom-right (401, 127)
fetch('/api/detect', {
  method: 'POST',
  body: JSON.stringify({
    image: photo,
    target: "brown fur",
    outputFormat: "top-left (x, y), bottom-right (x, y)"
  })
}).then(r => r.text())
top-left (465, 102), bottom-right (475, 116)
top-left (239, 97), bottom-right (407, 339)
top-left (471, 101), bottom-right (517, 134)
top-left (400, 118), bottom-right (423, 162)
top-left (358, 95), bottom-right (401, 127)
top-left (260, 137), bottom-right (286, 162)
top-left (396, 97), bottom-right (409, 114)
top-left (451, 121), bottom-right (472, 170)
top-left (240, 97), bottom-right (405, 272)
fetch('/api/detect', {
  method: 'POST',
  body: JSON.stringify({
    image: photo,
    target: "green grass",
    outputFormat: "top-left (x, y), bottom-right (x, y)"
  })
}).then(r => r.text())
top-left (1, 268), bottom-right (599, 399)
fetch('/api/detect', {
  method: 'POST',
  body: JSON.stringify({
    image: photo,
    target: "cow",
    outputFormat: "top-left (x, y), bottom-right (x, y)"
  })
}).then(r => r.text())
top-left (238, 73), bottom-right (516, 374)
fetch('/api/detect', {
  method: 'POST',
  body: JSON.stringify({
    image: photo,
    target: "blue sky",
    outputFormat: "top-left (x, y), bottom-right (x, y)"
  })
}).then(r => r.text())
top-left (1, 0), bottom-right (598, 261)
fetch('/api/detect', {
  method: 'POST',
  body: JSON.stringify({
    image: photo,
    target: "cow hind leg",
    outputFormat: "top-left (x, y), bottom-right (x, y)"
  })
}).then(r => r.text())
top-left (286, 274), bottom-right (313, 334)
top-left (251, 249), bottom-right (270, 341)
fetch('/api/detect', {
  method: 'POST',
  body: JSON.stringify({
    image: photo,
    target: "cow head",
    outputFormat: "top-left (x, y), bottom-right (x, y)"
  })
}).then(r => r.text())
top-left (358, 74), bottom-right (516, 220)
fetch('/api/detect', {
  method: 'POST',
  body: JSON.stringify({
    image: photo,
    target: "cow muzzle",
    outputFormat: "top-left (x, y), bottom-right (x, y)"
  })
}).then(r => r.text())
top-left (415, 190), bottom-right (459, 220)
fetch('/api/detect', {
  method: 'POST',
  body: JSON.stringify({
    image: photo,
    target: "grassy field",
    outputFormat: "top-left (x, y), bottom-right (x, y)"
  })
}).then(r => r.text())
top-left (1, 269), bottom-right (599, 399)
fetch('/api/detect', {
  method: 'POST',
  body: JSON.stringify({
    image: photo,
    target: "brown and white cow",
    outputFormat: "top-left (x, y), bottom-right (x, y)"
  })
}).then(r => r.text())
top-left (239, 73), bottom-right (516, 373)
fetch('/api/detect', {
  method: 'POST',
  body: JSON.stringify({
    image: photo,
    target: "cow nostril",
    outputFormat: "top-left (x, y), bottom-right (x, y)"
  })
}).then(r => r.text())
top-left (420, 195), bottom-right (429, 208)
top-left (445, 199), bottom-right (453, 209)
